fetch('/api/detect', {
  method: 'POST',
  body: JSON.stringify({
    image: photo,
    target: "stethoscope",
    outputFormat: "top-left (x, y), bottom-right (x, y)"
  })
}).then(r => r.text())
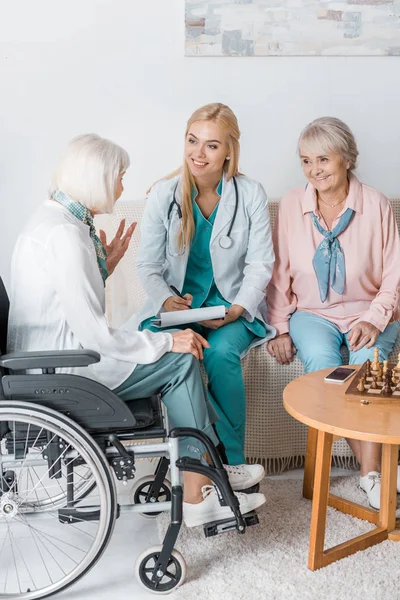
top-left (167, 176), bottom-right (239, 256)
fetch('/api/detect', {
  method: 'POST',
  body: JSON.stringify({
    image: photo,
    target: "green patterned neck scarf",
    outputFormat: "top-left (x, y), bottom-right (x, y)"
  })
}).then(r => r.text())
top-left (52, 190), bottom-right (108, 284)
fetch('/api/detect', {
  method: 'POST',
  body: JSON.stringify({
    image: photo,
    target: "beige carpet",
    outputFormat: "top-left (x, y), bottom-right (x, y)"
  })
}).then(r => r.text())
top-left (157, 476), bottom-right (400, 600)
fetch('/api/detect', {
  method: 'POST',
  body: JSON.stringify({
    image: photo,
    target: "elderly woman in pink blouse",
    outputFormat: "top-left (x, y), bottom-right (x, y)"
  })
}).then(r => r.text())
top-left (267, 117), bottom-right (400, 509)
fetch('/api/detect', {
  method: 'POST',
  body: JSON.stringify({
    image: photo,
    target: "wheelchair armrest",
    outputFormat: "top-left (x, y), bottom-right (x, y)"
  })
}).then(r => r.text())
top-left (0, 349), bottom-right (101, 371)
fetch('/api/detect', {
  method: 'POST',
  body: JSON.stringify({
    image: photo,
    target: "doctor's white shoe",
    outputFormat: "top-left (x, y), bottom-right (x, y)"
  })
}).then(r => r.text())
top-left (224, 463), bottom-right (265, 491)
top-left (183, 485), bottom-right (266, 528)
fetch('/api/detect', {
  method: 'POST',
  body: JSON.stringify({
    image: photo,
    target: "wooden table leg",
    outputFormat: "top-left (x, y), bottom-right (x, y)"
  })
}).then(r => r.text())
top-left (380, 443), bottom-right (398, 535)
top-left (308, 433), bottom-right (389, 570)
top-left (303, 426), bottom-right (318, 500)
top-left (308, 430), bottom-right (333, 569)
top-left (303, 428), bottom-right (378, 524)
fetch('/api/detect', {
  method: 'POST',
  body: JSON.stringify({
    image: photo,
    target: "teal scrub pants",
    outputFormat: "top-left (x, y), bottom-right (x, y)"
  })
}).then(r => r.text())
top-left (289, 310), bottom-right (400, 374)
top-left (142, 318), bottom-right (256, 465)
top-left (113, 352), bottom-right (219, 459)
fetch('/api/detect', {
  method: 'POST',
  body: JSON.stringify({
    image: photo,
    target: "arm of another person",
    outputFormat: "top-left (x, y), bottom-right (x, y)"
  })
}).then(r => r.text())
top-left (266, 199), bottom-right (298, 363)
top-left (136, 184), bottom-right (191, 314)
top-left (348, 201), bottom-right (400, 351)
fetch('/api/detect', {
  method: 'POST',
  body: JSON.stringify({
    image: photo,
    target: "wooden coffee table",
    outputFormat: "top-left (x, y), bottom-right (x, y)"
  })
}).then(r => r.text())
top-left (283, 366), bottom-right (400, 570)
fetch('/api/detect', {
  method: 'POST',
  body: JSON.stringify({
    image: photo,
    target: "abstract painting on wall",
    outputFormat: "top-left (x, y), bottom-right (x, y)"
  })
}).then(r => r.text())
top-left (185, 1), bottom-right (400, 56)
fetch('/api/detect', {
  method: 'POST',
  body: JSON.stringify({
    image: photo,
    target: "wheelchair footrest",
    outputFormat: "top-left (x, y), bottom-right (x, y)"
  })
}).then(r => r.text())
top-left (203, 510), bottom-right (259, 537)
top-left (58, 503), bottom-right (121, 524)
top-left (240, 482), bottom-right (260, 494)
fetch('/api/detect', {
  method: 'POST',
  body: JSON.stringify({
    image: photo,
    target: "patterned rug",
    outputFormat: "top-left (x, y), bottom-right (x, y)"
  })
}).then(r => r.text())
top-left (157, 476), bottom-right (400, 600)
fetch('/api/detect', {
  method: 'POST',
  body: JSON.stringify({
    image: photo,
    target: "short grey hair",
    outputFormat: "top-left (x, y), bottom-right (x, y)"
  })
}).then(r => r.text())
top-left (298, 117), bottom-right (359, 171)
top-left (51, 134), bottom-right (130, 213)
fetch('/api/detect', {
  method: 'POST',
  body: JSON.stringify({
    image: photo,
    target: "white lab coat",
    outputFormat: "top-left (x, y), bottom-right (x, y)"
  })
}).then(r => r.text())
top-left (7, 201), bottom-right (173, 390)
top-left (137, 173), bottom-right (276, 346)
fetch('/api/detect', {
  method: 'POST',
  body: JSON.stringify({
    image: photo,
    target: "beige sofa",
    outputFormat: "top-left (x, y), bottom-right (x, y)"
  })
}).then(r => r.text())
top-left (96, 199), bottom-right (400, 473)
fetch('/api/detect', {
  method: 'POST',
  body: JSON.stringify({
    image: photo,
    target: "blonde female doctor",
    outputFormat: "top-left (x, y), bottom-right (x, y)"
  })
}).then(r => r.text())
top-left (137, 103), bottom-right (275, 479)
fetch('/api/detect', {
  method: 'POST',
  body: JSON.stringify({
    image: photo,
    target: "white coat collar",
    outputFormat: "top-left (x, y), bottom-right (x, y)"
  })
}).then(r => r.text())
top-left (171, 172), bottom-right (238, 244)
top-left (172, 171), bottom-right (236, 204)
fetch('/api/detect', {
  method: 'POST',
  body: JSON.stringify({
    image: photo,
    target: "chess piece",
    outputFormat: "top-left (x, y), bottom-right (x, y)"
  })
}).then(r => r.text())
top-left (395, 352), bottom-right (400, 372)
top-left (392, 371), bottom-right (397, 385)
top-left (377, 363), bottom-right (383, 382)
top-left (357, 377), bottom-right (366, 392)
top-left (370, 376), bottom-right (378, 389)
top-left (381, 378), bottom-right (392, 395)
top-left (383, 360), bottom-right (388, 375)
top-left (365, 359), bottom-right (371, 378)
top-left (371, 347), bottom-right (380, 371)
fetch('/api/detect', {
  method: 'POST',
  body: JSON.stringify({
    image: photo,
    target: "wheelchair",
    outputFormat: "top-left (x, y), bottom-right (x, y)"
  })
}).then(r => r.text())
top-left (0, 278), bottom-right (260, 598)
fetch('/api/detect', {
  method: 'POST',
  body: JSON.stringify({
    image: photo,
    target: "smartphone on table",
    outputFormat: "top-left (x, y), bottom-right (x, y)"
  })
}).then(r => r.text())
top-left (324, 367), bottom-right (356, 384)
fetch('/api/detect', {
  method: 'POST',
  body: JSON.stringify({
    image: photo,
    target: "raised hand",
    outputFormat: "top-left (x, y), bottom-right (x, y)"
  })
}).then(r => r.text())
top-left (99, 219), bottom-right (136, 276)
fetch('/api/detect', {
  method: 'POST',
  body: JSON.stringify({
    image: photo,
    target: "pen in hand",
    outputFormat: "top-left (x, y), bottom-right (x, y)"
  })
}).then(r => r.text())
top-left (170, 285), bottom-right (192, 309)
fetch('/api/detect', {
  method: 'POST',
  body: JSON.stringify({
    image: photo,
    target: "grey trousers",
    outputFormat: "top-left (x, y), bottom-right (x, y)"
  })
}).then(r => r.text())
top-left (113, 352), bottom-right (219, 458)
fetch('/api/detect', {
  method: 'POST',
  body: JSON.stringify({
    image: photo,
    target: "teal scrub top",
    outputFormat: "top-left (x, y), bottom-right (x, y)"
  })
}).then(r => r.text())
top-left (181, 181), bottom-right (266, 338)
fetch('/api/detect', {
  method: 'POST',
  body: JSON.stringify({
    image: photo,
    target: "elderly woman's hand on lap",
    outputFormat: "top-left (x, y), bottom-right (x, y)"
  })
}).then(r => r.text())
top-left (348, 321), bottom-right (380, 352)
top-left (171, 329), bottom-right (210, 359)
top-left (267, 334), bottom-right (296, 364)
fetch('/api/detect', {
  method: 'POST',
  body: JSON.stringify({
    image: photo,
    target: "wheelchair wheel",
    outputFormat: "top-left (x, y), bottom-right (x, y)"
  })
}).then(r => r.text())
top-left (0, 401), bottom-right (117, 599)
top-left (135, 545), bottom-right (186, 594)
top-left (20, 456), bottom-right (95, 513)
top-left (131, 475), bottom-right (171, 518)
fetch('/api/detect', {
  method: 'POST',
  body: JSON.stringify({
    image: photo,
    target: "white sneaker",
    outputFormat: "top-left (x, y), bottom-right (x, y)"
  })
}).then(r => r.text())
top-left (359, 471), bottom-right (381, 510)
top-left (183, 485), bottom-right (266, 528)
top-left (224, 464), bottom-right (265, 491)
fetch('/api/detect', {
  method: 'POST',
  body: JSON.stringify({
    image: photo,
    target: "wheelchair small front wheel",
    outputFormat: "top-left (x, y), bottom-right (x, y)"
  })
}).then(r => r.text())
top-left (135, 545), bottom-right (186, 594)
top-left (131, 475), bottom-right (171, 518)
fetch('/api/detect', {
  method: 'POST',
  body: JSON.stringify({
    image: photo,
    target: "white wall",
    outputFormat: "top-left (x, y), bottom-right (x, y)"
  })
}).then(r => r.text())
top-left (1, 0), bottom-right (400, 286)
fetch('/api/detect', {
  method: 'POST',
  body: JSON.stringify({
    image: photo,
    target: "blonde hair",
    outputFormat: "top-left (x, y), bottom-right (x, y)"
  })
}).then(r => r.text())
top-left (51, 134), bottom-right (130, 214)
top-left (298, 117), bottom-right (359, 171)
top-left (156, 103), bottom-right (240, 250)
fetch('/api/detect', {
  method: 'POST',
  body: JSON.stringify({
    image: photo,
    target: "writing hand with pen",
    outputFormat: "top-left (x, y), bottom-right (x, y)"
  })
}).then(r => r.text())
top-left (163, 286), bottom-right (209, 359)
top-left (163, 286), bottom-right (193, 312)
top-left (163, 285), bottom-right (244, 331)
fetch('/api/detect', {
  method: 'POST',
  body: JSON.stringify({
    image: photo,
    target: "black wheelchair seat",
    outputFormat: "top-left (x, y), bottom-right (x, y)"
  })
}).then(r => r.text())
top-left (125, 395), bottom-right (158, 428)
top-left (1, 371), bottom-right (164, 435)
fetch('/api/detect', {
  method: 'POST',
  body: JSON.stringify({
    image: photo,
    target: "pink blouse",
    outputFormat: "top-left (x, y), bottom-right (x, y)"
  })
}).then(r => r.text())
top-left (267, 174), bottom-right (400, 336)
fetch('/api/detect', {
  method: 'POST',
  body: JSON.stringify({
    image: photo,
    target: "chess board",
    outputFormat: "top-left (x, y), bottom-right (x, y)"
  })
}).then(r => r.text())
top-left (345, 361), bottom-right (400, 404)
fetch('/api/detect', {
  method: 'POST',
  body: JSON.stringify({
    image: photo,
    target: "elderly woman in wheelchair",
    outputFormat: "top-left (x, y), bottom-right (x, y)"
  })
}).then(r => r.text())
top-left (1, 134), bottom-right (266, 597)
